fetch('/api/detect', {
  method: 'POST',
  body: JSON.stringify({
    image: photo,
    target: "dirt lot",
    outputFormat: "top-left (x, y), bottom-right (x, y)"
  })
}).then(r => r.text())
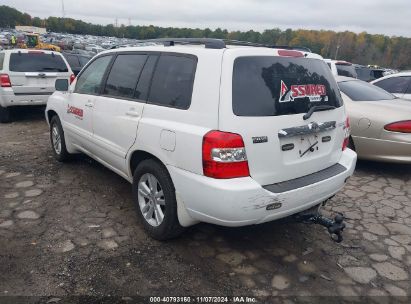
top-left (1, 108), bottom-right (411, 303)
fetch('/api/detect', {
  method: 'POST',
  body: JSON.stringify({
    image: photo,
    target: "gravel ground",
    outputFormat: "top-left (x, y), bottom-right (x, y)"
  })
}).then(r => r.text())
top-left (1, 108), bottom-right (411, 303)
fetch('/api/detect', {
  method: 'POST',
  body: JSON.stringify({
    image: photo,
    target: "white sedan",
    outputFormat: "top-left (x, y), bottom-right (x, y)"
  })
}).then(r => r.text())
top-left (371, 72), bottom-right (411, 100)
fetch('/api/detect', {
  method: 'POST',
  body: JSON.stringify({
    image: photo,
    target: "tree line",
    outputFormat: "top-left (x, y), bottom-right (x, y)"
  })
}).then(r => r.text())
top-left (1, 5), bottom-right (411, 69)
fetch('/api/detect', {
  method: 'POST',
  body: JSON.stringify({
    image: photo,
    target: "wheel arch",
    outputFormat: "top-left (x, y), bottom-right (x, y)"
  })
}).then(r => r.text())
top-left (127, 149), bottom-right (198, 227)
top-left (46, 109), bottom-right (58, 125)
top-left (128, 149), bottom-right (166, 178)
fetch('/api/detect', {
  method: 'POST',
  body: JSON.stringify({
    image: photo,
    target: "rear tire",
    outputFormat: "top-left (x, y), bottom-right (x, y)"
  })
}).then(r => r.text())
top-left (132, 159), bottom-right (185, 240)
top-left (0, 106), bottom-right (12, 123)
top-left (50, 116), bottom-right (70, 162)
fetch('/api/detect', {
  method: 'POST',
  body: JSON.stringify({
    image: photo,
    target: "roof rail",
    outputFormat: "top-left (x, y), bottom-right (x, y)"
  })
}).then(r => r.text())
top-left (137, 38), bottom-right (226, 49)
top-left (224, 40), bottom-right (311, 52)
top-left (135, 38), bottom-right (311, 52)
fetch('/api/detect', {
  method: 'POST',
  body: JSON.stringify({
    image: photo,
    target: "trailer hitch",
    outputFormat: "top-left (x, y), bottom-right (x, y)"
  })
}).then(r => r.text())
top-left (294, 210), bottom-right (346, 243)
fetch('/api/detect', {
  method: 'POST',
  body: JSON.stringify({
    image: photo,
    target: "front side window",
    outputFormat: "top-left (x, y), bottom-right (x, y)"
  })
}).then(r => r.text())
top-left (103, 54), bottom-right (147, 99)
top-left (374, 76), bottom-right (411, 94)
top-left (233, 57), bottom-right (343, 116)
top-left (74, 55), bottom-right (112, 95)
top-left (9, 53), bottom-right (68, 72)
top-left (339, 80), bottom-right (396, 101)
top-left (148, 55), bottom-right (197, 109)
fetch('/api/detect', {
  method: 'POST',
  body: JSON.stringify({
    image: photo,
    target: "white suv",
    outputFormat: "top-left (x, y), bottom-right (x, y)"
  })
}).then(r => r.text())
top-left (46, 39), bottom-right (357, 240)
top-left (0, 49), bottom-right (73, 123)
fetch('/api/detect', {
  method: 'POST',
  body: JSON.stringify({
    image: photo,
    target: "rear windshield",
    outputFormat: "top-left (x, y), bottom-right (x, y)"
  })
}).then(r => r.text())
top-left (233, 56), bottom-right (343, 116)
top-left (338, 80), bottom-right (396, 101)
top-left (9, 53), bottom-right (68, 72)
top-left (336, 64), bottom-right (357, 78)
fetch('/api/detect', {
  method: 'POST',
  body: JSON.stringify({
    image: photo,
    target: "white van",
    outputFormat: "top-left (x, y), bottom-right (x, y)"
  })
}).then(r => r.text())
top-left (0, 49), bottom-right (73, 122)
top-left (45, 39), bottom-right (356, 240)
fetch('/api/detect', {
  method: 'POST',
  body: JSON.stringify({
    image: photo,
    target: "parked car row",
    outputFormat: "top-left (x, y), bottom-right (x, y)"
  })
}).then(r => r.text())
top-left (324, 59), bottom-right (397, 82)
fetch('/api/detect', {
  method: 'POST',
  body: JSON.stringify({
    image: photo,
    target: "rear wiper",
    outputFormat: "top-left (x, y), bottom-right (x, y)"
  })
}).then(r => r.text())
top-left (303, 105), bottom-right (336, 120)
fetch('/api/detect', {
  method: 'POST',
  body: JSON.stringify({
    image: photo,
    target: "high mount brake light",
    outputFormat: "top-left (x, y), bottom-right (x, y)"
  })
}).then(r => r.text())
top-left (0, 74), bottom-right (11, 87)
top-left (278, 50), bottom-right (304, 57)
top-left (202, 130), bottom-right (250, 179)
top-left (384, 121), bottom-right (411, 133)
top-left (342, 117), bottom-right (350, 151)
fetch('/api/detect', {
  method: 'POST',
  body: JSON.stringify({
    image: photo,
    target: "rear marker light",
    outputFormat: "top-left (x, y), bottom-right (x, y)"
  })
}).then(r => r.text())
top-left (342, 117), bottom-right (350, 151)
top-left (0, 74), bottom-right (11, 87)
top-left (384, 121), bottom-right (411, 133)
top-left (202, 130), bottom-right (250, 179)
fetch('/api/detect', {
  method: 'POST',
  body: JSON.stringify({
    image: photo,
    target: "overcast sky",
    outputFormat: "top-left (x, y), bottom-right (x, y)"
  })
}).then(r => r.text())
top-left (3, 0), bottom-right (411, 37)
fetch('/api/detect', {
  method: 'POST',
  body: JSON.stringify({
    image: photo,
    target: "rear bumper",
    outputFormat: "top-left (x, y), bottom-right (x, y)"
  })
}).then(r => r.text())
top-left (168, 148), bottom-right (357, 227)
top-left (354, 135), bottom-right (411, 163)
top-left (0, 89), bottom-right (51, 107)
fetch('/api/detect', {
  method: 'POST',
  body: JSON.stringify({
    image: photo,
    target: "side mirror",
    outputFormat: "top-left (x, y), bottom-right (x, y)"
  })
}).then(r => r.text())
top-left (55, 79), bottom-right (69, 92)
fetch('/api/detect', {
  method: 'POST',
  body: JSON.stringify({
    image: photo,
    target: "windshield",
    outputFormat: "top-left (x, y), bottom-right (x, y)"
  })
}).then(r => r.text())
top-left (338, 80), bottom-right (396, 101)
top-left (10, 53), bottom-right (68, 72)
top-left (232, 56), bottom-right (343, 116)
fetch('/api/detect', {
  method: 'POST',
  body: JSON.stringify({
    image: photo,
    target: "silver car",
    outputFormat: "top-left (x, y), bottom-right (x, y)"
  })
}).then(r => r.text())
top-left (337, 76), bottom-right (411, 163)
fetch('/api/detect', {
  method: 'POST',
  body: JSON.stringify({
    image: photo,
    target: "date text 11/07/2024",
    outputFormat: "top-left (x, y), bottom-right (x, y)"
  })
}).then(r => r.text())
top-left (149, 296), bottom-right (258, 303)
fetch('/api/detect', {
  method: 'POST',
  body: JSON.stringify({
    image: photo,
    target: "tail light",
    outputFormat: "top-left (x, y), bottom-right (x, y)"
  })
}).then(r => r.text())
top-left (342, 117), bottom-right (350, 150)
top-left (384, 121), bottom-right (411, 133)
top-left (70, 74), bottom-right (76, 84)
top-left (202, 130), bottom-right (250, 179)
top-left (0, 74), bottom-right (11, 87)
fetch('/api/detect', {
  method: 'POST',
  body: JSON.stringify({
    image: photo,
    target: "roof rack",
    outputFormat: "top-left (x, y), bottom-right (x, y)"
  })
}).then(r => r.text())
top-left (137, 38), bottom-right (226, 49)
top-left (136, 38), bottom-right (311, 52)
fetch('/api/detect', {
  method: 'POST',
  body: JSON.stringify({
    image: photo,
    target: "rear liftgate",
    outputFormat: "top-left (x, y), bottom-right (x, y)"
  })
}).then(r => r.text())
top-left (277, 121), bottom-right (347, 243)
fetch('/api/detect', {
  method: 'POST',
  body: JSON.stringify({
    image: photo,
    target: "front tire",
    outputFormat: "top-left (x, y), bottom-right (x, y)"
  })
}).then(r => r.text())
top-left (0, 106), bottom-right (12, 123)
top-left (132, 159), bottom-right (185, 240)
top-left (50, 116), bottom-right (70, 162)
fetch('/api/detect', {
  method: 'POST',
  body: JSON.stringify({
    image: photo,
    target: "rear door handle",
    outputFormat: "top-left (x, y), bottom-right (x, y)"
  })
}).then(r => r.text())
top-left (85, 101), bottom-right (94, 108)
top-left (125, 111), bottom-right (140, 117)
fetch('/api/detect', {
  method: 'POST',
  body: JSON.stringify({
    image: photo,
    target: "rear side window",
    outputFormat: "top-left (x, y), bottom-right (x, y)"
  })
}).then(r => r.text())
top-left (75, 55), bottom-right (112, 95)
top-left (233, 57), bottom-right (343, 116)
top-left (336, 64), bottom-right (357, 78)
top-left (339, 80), bottom-right (396, 101)
top-left (0, 53), bottom-right (4, 70)
top-left (355, 67), bottom-right (372, 82)
top-left (148, 55), bottom-right (197, 109)
top-left (78, 56), bottom-right (90, 67)
top-left (374, 77), bottom-right (411, 94)
top-left (103, 54), bottom-right (147, 99)
top-left (9, 53), bottom-right (68, 72)
top-left (65, 55), bottom-right (80, 68)
top-left (135, 55), bottom-right (158, 100)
